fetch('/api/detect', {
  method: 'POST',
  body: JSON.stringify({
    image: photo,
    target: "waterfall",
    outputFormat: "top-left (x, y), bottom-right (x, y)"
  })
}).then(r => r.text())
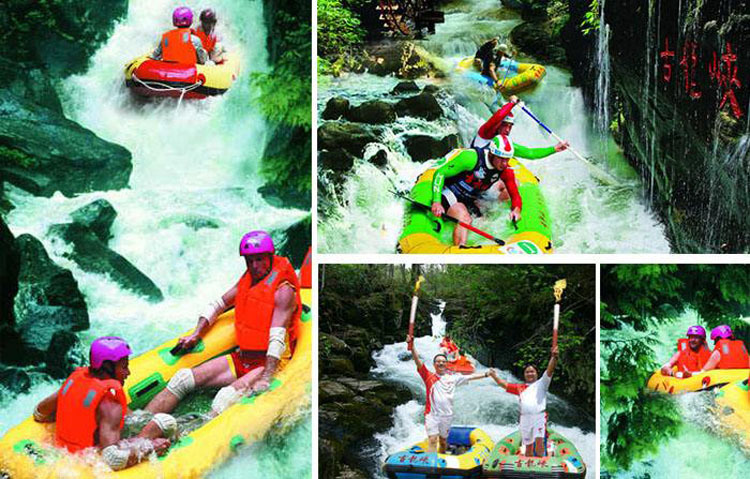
top-left (594, 0), bottom-right (610, 136)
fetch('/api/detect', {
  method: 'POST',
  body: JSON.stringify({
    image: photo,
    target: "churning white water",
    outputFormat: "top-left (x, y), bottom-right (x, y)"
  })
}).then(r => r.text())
top-left (318, 0), bottom-right (670, 253)
top-left (369, 303), bottom-right (597, 478)
top-left (2, 0), bottom-right (309, 477)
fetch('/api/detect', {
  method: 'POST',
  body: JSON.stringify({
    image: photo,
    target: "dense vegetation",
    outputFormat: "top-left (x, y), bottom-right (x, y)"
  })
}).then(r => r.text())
top-left (320, 263), bottom-right (596, 412)
top-left (600, 264), bottom-right (750, 472)
top-left (256, 0), bottom-right (311, 203)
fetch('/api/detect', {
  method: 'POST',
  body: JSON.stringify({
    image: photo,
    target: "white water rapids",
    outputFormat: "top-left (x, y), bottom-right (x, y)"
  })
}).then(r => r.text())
top-left (1, 0), bottom-right (310, 477)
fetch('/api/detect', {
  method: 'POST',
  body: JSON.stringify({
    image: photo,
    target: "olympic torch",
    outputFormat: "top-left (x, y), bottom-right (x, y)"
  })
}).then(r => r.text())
top-left (553, 279), bottom-right (567, 349)
top-left (407, 275), bottom-right (425, 351)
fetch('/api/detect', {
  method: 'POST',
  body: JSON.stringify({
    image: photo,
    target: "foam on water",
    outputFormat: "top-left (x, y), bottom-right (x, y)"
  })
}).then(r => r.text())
top-left (318, 0), bottom-right (669, 253)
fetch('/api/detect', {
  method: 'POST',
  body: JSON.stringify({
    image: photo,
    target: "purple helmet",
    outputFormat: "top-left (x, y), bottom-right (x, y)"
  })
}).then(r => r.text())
top-left (172, 6), bottom-right (193, 27)
top-left (710, 325), bottom-right (733, 341)
top-left (239, 230), bottom-right (274, 256)
top-left (90, 336), bottom-right (132, 369)
top-left (686, 325), bottom-right (706, 338)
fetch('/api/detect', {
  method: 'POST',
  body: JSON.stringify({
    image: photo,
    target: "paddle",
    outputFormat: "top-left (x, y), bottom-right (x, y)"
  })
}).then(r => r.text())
top-left (552, 279), bottom-right (567, 349)
top-left (407, 275), bottom-right (425, 351)
top-left (519, 105), bottom-right (621, 186)
top-left (392, 190), bottom-right (506, 246)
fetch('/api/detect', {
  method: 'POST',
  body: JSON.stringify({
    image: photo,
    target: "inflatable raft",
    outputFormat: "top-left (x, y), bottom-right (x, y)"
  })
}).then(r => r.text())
top-left (383, 426), bottom-right (493, 479)
top-left (124, 54), bottom-right (239, 99)
top-left (397, 159), bottom-right (553, 254)
top-left (646, 368), bottom-right (750, 394)
top-left (457, 57), bottom-right (546, 96)
top-left (482, 429), bottom-right (586, 478)
top-left (716, 378), bottom-right (750, 448)
top-left (446, 356), bottom-right (475, 375)
top-left (0, 288), bottom-right (312, 479)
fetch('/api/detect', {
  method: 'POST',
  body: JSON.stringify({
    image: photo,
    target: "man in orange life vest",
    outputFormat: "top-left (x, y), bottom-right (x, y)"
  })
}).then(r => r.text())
top-left (151, 6), bottom-right (208, 65)
top-left (32, 337), bottom-right (173, 470)
top-left (193, 8), bottom-right (226, 64)
top-left (142, 230), bottom-right (302, 417)
top-left (659, 325), bottom-right (712, 377)
top-left (439, 336), bottom-right (459, 362)
top-left (700, 324), bottom-right (750, 371)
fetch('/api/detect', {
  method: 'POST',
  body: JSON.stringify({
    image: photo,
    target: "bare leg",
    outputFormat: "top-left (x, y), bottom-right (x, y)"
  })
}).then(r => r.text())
top-left (532, 437), bottom-right (545, 457)
top-left (438, 436), bottom-right (447, 454)
top-left (144, 355), bottom-right (236, 414)
top-left (447, 202), bottom-right (472, 246)
top-left (427, 434), bottom-right (439, 453)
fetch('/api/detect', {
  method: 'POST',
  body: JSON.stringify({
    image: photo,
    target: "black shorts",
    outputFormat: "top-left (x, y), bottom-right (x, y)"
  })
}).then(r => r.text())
top-left (441, 189), bottom-right (482, 217)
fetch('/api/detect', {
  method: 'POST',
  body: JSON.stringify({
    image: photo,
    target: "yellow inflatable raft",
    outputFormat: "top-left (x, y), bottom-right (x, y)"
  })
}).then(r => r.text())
top-left (715, 378), bottom-right (750, 448)
top-left (0, 288), bottom-right (312, 479)
top-left (383, 426), bottom-right (494, 479)
top-left (646, 368), bottom-right (750, 394)
top-left (124, 54), bottom-right (239, 99)
top-left (456, 56), bottom-right (546, 96)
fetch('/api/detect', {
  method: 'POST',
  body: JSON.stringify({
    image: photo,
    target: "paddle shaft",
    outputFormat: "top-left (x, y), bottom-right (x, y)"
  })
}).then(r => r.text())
top-left (396, 193), bottom-right (505, 246)
top-left (520, 105), bottom-right (619, 184)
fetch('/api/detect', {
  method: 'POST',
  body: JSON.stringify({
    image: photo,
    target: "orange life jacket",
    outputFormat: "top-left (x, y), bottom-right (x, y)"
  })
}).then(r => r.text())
top-left (675, 338), bottom-right (712, 372)
top-left (160, 28), bottom-right (197, 64)
top-left (55, 367), bottom-right (126, 452)
top-left (193, 28), bottom-right (217, 53)
top-left (714, 339), bottom-right (750, 369)
top-left (300, 247), bottom-right (312, 288)
top-left (235, 255), bottom-right (302, 353)
top-left (440, 338), bottom-right (459, 353)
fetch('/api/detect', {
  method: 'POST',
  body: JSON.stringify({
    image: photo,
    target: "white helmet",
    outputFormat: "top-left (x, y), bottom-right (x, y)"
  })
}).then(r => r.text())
top-left (501, 110), bottom-right (515, 124)
top-left (488, 135), bottom-right (514, 159)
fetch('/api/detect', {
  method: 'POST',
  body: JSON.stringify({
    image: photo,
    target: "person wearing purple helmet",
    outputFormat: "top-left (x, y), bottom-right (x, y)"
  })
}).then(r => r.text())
top-left (32, 337), bottom-right (174, 469)
top-left (151, 6), bottom-right (208, 65)
top-left (659, 325), bottom-right (712, 377)
top-left (143, 230), bottom-right (302, 418)
top-left (700, 325), bottom-right (750, 371)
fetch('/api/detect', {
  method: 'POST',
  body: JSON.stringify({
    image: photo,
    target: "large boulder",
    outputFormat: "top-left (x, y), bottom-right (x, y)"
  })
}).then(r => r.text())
top-left (70, 199), bottom-right (117, 242)
top-left (345, 100), bottom-right (396, 125)
top-left (395, 92), bottom-right (444, 120)
top-left (0, 218), bottom-right (19, 330)
top-left (318, 122), bottom-right (382, 172)
top-left (271, 214), bottom-right (311, 269)
top-left (404, 133), bottom-right (460, 162)
top-left (321, 97), bottom-right (351, 120)
top-left (13, 234), bottom-right (88, 362)
top-left (0, 90), bottom-right (132, 197)
top-left (0, 58), bottom-right (62, 113)
top-left (48, 223), bottom-right (163, 302)
top-left (391, 81), bottom-right (420, 95)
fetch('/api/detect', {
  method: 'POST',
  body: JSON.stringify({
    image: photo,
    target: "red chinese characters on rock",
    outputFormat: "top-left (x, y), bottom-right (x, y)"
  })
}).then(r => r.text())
top-left (709, 43), bottom-right (743, 119)
top-left (659, 37), bottom-right (744, 119)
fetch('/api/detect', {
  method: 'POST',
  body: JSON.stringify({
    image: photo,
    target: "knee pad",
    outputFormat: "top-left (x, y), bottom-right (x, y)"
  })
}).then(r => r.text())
top-left (166, 368), bottom-right (195, 399)
top-left (102, 445), bottom-right (130, 470)
top-left (211, 385), bottom-right (243, 416)
top-left (152, 413), bottom-right (177, 438)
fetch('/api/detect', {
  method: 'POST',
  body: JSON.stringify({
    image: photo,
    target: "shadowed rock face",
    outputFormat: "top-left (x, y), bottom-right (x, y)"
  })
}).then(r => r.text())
top-left (0, 90), bottom-right (133, 197)
top-left (562, 0), bottom-right (750, 252)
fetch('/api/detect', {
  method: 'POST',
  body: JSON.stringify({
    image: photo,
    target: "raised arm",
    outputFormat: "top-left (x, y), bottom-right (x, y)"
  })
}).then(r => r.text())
top-left (466, 370), bottom-right (492, 382)
top-left (488, 368), bottom-right (511, 390)
top-left (546, 345), bottom-right (559, 378)
top-left (407, 333), bottom-right (424, 370)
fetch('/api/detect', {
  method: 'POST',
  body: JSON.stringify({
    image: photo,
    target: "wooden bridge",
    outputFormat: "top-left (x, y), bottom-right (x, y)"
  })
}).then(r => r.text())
top-left (375, 0), bottom-right (445, 36)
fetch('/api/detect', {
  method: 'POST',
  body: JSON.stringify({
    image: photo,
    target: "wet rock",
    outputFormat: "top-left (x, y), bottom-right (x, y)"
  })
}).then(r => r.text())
top-left (0, 90), bottom-right (132, 197)
top-left (364, 41), bottom-right (442, 79)
top-left (0, 58), bottom-right (62, 113)
top-left (510, 21), bottom-right (567, 66)
top-left (44, 330), bottom-right (79, 378)
top-left (48, 223), bottom-right (163, 302)
top-left (158, 214), bottom-right (222, 231)
top-left (391, 81), bottom-right (420, 95)
top-left (0, 218), bottom-right (20, 331)
top-left (345, 100), bottom-right (396, 124)
top-left (395, 92), bottom-right (444, 120)
top-left (14, 234), bottom-right (89, 360)
top-left (260, 123), bottom-right (312, 210)
top-left (323, 357), bottom-right (356, 376)
top-left (366, 148), bottom-right (389, 167)
top-left (337, 465), bottom-right (369, 479)
top-left (320, 333), bottom-right (352, 357)
top-left (0, 364), bottom-right (31, 397)
top-left (404, 133), bottom-right (460, 162)
top-left (70, 199), bottom-right (117, 243)
top-left (318, 122), bottom-right (382, 172)
top-left (322, 97), bottom-right (351, 120)
top-left (422, 84), bottom-right (442, 95)
top-left (271, 215), bottom-right (311, 269)
top-left (337, 378), bottom-right (391, 395)
top-left (319, 380), bottom-right (355, 402)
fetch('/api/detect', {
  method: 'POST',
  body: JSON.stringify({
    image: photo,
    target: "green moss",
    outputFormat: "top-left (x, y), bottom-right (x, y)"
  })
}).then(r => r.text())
top-left (0, 145), bottom-right (37, 168)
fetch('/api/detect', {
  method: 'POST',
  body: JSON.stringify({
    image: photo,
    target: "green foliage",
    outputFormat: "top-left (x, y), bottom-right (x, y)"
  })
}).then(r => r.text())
top-left (546, 0), bottom-right (569, 37)
top-left (317, 0), bottom-right (365, 63)
top-left (255, 3), bottom-right (311, 195)
top-left (0, 146), bottom-right (37, 168)
top-left (600, 264), bottom-right (750, 472)
top-left (580, 0), bottom-right (600, 36)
